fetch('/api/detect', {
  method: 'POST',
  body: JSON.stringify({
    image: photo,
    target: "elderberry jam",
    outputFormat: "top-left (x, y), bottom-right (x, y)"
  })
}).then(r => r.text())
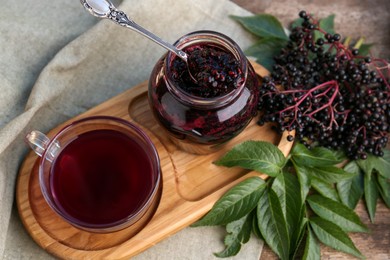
top-left (173, 44), bottom-right (244, 98)
top-left (148, 31), bottom-right (259, 154)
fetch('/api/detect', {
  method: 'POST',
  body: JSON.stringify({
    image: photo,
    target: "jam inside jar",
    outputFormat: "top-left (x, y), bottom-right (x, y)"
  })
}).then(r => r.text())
top-left (148, 31), bottom-right (259, 154)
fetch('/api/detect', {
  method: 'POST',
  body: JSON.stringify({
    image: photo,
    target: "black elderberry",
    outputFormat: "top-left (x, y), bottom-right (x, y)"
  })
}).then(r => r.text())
top-left (325, 33), bottom-right (332, 41)
top-left (352, 49), bottom-right (359, 56)
top-left (255, 10), bottom-right (390, 160)
top-left (333, 33), bottom-right (341, 41)
top-left (299, 10), bottom-right (308, 19)
top-left (365, 57), bottom-right (372, 63)
top-left (316, 38), bottom-right (325, 46)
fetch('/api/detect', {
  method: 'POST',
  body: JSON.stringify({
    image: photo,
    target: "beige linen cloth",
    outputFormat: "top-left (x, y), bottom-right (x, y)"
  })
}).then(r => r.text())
top-left (0, 0), bottom-right (264, 259)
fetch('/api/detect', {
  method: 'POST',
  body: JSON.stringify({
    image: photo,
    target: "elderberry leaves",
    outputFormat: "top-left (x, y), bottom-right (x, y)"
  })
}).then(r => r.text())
top-left (245, 38), bottom-right (286, 71)
top-left (231, 14), bottom-right (289, 71)
top-left (309, 217), bottom-right (364, 259)
top-left (257, 188), bottom-right (290, 260)
top-left (271, 172), bottom-right (302, 237)
top-left (357, 149), bottom-right (390, 179)
top-left (291, 144), bottom-right (356, 185)
top-left (300, 165), bottom-right (356, 184)
top-left (291, 143), bottom-right (344, 167)
top-left (231, 14), bottom-right (288, 41)
top-left (195, 141), bottom-right (372, 259)
top-left (214, 141), bottom-right (286, 177)
top-left (337, 161), bottom-right (364, 209)
top-left (314, 14), bottom-right (335, 40)
top-left (350, 150), bottom-right (390, 222)
top-left (271, 171), bottom-right (306, 256)
top-left (302, 228), bottom-right (321, 260)
top-left (357, 43), bottom-right (375, 56)
top-left (192, 177), bottom-right (266, 227)
top-left (364, 172), bottom-right (379, 222)
top-left (214, 213), bottom-right (253, 257)
top-left (307, 195), bottom-right (368, 233)
top-left (377, 174), bottom-right (390, 208)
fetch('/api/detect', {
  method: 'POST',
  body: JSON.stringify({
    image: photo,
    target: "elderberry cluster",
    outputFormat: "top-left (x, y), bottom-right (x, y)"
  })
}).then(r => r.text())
top-left (257, 10), bottom-right (390, 159)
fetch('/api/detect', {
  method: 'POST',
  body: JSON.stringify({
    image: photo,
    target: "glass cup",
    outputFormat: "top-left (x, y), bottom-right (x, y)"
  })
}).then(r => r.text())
top-left (25, 116), bottom-right (161, 233)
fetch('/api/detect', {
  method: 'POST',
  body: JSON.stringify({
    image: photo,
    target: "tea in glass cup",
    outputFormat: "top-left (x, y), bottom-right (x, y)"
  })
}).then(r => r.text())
top-left (25, 116), bottom-right (161, 233)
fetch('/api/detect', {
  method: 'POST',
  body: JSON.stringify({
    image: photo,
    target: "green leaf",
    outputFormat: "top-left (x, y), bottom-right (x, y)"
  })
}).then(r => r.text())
top-left (303, 165), bottom-right (356, 184)
top-left (271, 171), bottom-right (302, 225)
top-left (257, 188), bottom-right (290, 260)
top-left (302, 228), bottom-right (321, 260)
top-left (364, 171), bottom-right (379, 223)
top-left (245, 38), bottom-right (287, 71)
top-left (214, 214), bottom-right (253, 257)
top-left (337, 161), bottom-right (364, 209)
top-left (376, 173), bottom-right (390, 208)
top-left (251, 210), bottom-right (263, 239)
top-left (291, 143), bottom-right (344, 167)
top-left (358, 43), bottom-right (374, 56)
top-left (307, 194), bottom-right (368, 233)
top-left (357, 150), bottom-right (390, 179)
top-left (291, 214), bottom-right (308, 259)
top-left (271, 171), bottom-right (303, 251)
top-left (320, 14), bottom-right (336, 34)
top-left (309, 217), bottom-right (364, 259)
top-left (311, 176), bottom-right (340, 202)
top-left (231, 14), bottom-right (288, 40)
top-left (290, 18), bottom-right (303, 29)
top-left (214, 237), bottom-right (240, 257)
top-left (293, 161), bottom-right (312, 202)
top-left (192, 177), bottom-right (266, 226)
top-left (314, 14), bottom-right (335, 41)
top-left (214, 141), bottom-right (286, 177)
top-left (376, 149), bottom-right (390, 178)
top-left (357, 156), bottom-right (374, 179)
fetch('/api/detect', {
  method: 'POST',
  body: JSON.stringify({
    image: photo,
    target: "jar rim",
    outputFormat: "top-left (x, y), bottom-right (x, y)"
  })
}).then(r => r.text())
top-left (164, 30), bottom-right (248, 109)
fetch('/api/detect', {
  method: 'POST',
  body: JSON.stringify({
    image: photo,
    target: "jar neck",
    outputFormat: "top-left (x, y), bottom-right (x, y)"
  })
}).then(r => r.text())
top-left (164, 31), bottom-right (248, 109)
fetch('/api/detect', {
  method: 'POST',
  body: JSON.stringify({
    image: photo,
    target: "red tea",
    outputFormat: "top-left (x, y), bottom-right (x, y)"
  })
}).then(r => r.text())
top-left (50, 129), bottom-right (154, 226)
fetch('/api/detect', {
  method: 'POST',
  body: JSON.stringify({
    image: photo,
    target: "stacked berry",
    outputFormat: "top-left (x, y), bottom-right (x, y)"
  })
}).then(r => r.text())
top-left (258, 10), bottom-right (390, 159)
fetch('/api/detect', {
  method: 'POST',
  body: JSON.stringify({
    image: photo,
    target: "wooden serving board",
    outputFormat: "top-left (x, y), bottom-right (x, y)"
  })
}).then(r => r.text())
top-left (16, 62), bottom-right (294, 259)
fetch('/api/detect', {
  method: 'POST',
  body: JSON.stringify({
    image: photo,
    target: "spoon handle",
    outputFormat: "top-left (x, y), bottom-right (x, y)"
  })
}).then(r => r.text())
top-left (81, 0), bottom-right (188, 61)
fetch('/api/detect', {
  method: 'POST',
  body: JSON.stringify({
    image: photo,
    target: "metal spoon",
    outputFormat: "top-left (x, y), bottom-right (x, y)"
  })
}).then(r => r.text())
top-left (80, 0), bottom-right (190, 64)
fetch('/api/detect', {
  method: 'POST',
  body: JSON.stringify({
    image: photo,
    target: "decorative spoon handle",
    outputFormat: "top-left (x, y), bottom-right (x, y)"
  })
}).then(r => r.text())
top-left (80, 0), bottom-right (188, 61)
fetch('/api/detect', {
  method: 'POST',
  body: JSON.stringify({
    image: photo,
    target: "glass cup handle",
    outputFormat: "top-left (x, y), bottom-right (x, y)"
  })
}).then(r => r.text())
top-left (25, 131), bottom-right (60, 161)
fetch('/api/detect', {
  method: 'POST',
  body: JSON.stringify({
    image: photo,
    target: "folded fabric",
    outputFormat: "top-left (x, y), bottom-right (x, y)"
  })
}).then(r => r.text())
top-left (0, 0), bottom-right (261, 258)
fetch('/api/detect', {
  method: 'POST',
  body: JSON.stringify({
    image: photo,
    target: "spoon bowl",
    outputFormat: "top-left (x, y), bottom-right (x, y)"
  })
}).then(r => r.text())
top-left (81, 0), bottom-right (113, 17)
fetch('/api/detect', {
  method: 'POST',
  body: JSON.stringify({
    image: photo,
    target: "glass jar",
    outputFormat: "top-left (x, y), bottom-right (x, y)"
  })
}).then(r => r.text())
top-left (148, 31), bottom-right (259, 154)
